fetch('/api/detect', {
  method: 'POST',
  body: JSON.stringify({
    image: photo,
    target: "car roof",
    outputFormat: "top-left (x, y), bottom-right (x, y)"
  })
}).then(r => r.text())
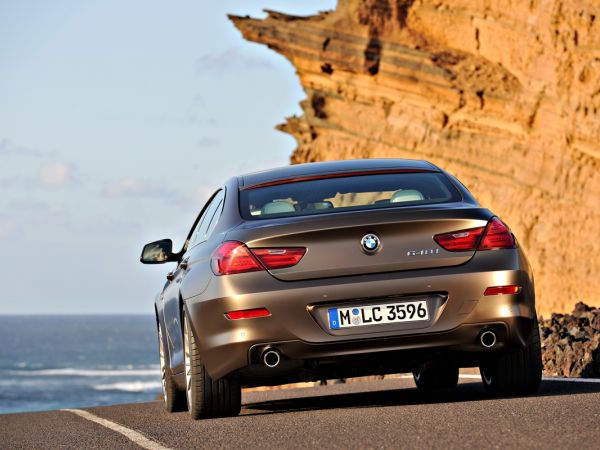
top-left (238, 159), bottom-right (439, 189)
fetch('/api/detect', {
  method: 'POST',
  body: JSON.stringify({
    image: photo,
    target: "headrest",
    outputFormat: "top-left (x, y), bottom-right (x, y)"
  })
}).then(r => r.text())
top-left (390, 189), bottom-right (424, 203)
top-left (261, 200), bottom-right (296, 215)
top-left (306, 201), bottom-right (333, 210)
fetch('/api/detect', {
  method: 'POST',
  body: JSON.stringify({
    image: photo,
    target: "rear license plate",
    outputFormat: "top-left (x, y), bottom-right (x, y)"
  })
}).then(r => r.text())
top-left (327, 300), bottom-right (429, 330)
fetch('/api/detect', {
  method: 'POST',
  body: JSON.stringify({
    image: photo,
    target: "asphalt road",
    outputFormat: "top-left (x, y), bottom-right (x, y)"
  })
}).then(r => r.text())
top-left (2, 377), bottom-right (600, 449)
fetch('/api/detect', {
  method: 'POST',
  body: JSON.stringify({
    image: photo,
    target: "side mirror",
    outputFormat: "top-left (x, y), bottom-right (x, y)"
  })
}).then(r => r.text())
top-left (140, 239), bottom-right (176, 264)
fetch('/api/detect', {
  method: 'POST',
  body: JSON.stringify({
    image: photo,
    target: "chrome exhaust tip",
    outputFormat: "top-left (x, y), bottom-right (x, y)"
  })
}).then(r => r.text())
top-left (480, 330), bottom-right (497, 348)
top-left (263, 350), bottom-right (281, 368)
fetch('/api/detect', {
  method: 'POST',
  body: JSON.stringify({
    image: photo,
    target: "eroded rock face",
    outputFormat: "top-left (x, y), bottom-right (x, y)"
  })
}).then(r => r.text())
top-left (230, 0), bottom-right (600, 315)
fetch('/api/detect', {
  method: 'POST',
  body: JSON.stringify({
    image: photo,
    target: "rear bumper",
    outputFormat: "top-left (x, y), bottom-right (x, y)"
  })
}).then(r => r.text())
top-left (185, 249), bottom-right (535, 380)
top-left (237, 317), bottom-right (534, 385)
top-left (247, 318), bottom-right (533, 363)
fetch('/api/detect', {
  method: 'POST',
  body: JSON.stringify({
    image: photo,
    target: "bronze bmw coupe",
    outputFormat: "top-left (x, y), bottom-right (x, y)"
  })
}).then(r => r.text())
top-left (141, 159), bottom-right (541, 419)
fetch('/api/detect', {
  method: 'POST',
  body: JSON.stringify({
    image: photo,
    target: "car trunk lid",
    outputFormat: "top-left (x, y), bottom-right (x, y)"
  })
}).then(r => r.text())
top-left (229, 205), bottom-right (493, 281)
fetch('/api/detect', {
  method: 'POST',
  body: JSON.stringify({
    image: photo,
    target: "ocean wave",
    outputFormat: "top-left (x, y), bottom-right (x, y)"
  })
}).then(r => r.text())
top-left (92, 381), bottom-right (162, 392)
top-left (0, 379), bottom-right (61, 388)
top-left (5, 367), bottom-right (159, 377)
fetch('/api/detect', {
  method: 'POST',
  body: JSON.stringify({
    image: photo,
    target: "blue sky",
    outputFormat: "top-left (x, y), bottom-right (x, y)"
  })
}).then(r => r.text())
top-left (0, 1), bottom-right (336, 314)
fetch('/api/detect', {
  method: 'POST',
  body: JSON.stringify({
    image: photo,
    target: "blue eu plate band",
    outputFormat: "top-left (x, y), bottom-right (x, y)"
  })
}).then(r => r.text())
top-left (328, 308), bottom-right (340, 330)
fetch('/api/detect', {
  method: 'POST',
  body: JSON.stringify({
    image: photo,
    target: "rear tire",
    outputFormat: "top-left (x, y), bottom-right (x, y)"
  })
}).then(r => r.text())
top-left (413, 365), bottom-right (459, 391)
top-left (183, 313), bottom-right (241, 419)
top-left (158, 326), bottom-right (186, 412)
top-left (479, 318), bottom-right (542, 395)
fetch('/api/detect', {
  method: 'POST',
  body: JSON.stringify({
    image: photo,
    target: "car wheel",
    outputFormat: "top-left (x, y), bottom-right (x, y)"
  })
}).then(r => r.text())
top-left (479, 318), bottom-right (542, 395)
top-left (183, 312), bottom-right (241, 419)
top-left (413, 365), bottom-right (459, 391)
top-left (158, 326), bottom-right (187, 412)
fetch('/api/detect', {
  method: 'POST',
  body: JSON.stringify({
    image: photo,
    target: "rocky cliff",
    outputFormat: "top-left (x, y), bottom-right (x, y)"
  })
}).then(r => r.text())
top-left (230, 0), bottom-right (600, 315)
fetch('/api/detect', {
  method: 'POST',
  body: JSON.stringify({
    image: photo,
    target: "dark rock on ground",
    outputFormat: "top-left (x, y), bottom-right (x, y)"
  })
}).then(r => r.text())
top-left (539, 302), bottom-right (600, 378)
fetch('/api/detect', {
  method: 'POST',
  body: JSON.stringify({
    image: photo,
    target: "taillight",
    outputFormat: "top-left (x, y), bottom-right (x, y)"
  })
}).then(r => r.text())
top-left (225, 308), bottom-right (271, 320)
top-left (434, 217), bottom-right (515, 252)
top-left (250, 248), bottom-right (306, 270)
top-left (434, 227), bottom-right (485, 251)
top-left (211, 241), bottom-right (306, 275)
top-left (484, 285), bottom-right (521, 296)
top-left (478, 218), bottom-right (515, 250)
top-left (211, 241), bottom-right (263, 275)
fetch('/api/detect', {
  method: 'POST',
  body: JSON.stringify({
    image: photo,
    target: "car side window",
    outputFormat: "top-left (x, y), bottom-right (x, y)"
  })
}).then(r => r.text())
top-left (204, 193), bottom-right (225, 240)
top-left (187, 191), bottom-right (219, 249)
top-left (188, 190), bottom-right (224, 249)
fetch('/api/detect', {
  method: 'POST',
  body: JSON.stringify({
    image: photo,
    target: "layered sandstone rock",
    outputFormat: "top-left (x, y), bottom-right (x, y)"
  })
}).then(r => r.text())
top-left (230, 1), bottom-right (600, 315)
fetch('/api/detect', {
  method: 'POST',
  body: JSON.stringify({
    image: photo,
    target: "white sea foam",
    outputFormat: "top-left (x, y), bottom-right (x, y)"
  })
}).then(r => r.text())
top-left (7, 367), bottom-right (159, 377)
top-left (0, 379), bottom-right (59, 388)
top-left (92, 381), bottom-right (162, 392)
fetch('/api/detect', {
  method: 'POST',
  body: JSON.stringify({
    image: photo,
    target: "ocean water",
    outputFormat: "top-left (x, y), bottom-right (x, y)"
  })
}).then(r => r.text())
top-left (0, 315), bottom-right (162, 414)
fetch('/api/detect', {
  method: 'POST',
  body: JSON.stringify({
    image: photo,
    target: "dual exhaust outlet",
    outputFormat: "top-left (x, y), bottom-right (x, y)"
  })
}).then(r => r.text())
top-left (262, 349), bottom-right (281, 368)
top-left (480, 330), bottom-right (497, 348)
top-left (262, 332), bottom-right (496, 367)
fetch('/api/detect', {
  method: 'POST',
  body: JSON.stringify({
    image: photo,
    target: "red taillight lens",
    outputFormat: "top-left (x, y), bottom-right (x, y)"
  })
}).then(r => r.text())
top-left (434, 217), bottom-right (515, 252)
top-left (249, 248), bottom-right (306, 269)
top-left (211, 242), bottom-right (307, 275)
top-left (484, 285), bottom-right (521, 296)
top-left (211, 241), bottom-right (263, 275)
top-left (434, 227), bottom-right (485, 251)
top-left (478, 217), bottom-right (515, 250)
top-left (225, 308), bottom-right (271, 320)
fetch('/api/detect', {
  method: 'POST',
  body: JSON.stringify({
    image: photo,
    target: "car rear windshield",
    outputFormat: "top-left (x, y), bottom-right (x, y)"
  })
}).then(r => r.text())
top-left (239, 172), bottom-right (462, 219)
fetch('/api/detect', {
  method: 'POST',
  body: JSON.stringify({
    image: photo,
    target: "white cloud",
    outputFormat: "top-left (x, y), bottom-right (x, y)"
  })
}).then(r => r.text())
top-left (38, 162), bottom-right (72, 187)
top-left (0, 220), bottom-right (15, 239)
top-left (0, 176), bottom-right (19, 188)
top-left (195, 48), bottom-right (275, 74)
top-left (186, 184), bottom-right (214, 204)
top-left (196, 136), bottom-right (218, 147)
top-left (0, 138), bottom-right (49, 158)
top-left (103, 178), bottom-right (177, 199)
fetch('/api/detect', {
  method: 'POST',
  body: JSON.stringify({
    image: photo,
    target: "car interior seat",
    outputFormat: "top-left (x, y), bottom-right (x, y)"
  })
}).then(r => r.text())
top-left (261, 200), bottom-right (296, 215)
top-left (390, 189), bottom-right (425, 203)
top-left (305, 201), bottom-right (334, 210)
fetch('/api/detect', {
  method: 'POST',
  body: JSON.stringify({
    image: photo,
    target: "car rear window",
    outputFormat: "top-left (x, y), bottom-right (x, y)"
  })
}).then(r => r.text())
top-left (239, 172), bottom-right (461, 219)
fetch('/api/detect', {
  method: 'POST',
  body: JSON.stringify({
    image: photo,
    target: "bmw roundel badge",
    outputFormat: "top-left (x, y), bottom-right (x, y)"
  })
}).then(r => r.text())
top-left (361, 233), bottom-right (381, 254)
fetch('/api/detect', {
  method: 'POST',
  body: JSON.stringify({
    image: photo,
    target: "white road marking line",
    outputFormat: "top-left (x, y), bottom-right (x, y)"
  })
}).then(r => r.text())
top-left (541, 376), bottom-right (600, 383)
top-left (63, 409), bottom-right (171, 450)
top-left (460, 374), bottom-right (600, 383)
top-left (392, 373), bottom-right (600, 383)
